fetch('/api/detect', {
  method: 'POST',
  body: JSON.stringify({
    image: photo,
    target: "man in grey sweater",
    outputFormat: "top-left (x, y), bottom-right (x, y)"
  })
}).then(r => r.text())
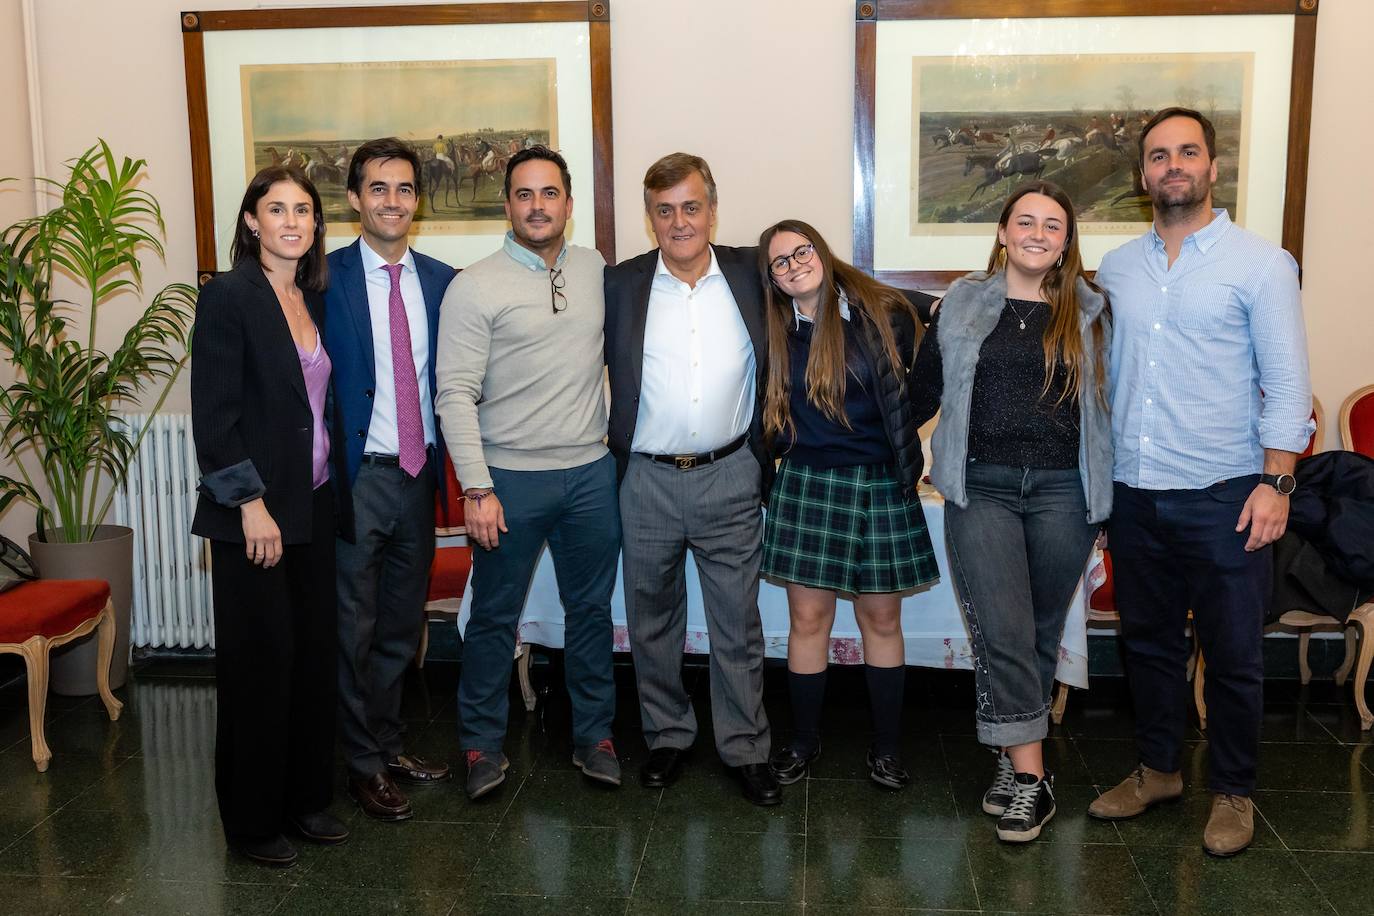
top-left (434, 147), bottom-right (620, 800)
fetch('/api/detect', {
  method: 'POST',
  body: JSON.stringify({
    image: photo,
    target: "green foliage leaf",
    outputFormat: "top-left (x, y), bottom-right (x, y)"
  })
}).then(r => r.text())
top-left (0, 141), bottom-right (196, 543)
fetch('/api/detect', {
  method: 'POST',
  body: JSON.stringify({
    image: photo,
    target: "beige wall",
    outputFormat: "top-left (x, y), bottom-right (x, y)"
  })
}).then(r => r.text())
top-left (0, 0), bottom-right (1370, 537)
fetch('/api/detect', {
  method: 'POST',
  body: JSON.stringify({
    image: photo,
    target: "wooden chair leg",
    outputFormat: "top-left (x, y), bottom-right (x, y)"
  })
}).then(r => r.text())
top-left (1334, 627), bottom-right (1358, 686)
top-left (1298, 631), bottom-right (1313, 685)
top-left (516, 644), bottom-right (537, 712)
top-left (415, 615), bottom-right (430, 670)
top-left (1351, 614), bottom-right (1374, 731)
top-left (95, 602), bottom-right (123, 722)
top-left (20, 635), bottom-right (52, 772)
top-left (1194, 650), bottom-right (1208, 730)
top-left (1050, 681), bottom-right (1069, 725)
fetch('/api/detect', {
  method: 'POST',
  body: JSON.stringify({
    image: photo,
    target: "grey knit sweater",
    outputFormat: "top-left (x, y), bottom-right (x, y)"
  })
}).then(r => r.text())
top-left (434, 244), bottom-right (608, 490)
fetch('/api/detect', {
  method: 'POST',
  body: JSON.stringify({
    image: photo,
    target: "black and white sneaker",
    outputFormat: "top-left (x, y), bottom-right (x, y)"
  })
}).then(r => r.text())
top-left (996, 772), bottom-right (1056, 843)
top-left (982, 750), bottom-right (1016, 816)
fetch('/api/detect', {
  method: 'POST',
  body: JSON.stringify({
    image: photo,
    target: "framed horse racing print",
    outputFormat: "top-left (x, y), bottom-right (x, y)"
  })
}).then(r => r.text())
top-left (181, 2), bottom-right (615, 280)
top-left (852, 0), bottom-right (1319, 288)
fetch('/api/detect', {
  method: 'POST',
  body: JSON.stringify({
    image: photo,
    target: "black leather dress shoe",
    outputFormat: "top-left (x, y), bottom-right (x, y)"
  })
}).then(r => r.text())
top-left (734, 762), bottom-right (783, 806)
top-left (386, 752), bottom-right (451, 785)
top-left (867, 749), bottom-right (911, 790)
top-left (640, 746), bottom-right (686, 788)
top-left (289, 810), bottom-right (350, 845)
top-left (768, 742), bottom-right (820, 786)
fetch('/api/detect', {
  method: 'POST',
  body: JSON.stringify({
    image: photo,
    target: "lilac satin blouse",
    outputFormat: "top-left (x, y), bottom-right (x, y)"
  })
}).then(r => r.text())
top-left (296, 332), bottom-right (332, 489)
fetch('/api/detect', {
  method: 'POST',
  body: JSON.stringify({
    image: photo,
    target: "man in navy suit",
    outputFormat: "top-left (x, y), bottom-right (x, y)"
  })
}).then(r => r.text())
top-left (325, 137), bottom-right (456, 821)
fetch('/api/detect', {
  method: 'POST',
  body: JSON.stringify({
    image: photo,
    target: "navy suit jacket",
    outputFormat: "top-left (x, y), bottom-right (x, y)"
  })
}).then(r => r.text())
top-left (324, 239), bottom-right (456, 540)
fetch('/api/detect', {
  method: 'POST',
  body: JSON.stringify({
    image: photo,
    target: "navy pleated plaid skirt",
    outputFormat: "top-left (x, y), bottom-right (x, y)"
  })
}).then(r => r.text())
top-left (762, 460), bottom-right (938, 594)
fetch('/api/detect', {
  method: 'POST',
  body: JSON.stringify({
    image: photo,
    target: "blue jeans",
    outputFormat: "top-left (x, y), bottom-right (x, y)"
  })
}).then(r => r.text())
top-left (1109, 478), bottom-right (1270, 796)
top-left (944, 462), bottom-right (1098, 747)
top-left (458, 453), bottom-right (620, 752)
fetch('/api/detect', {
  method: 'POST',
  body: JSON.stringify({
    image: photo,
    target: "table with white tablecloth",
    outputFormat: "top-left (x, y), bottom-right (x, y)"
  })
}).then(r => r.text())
top-left (456, 490), bottom-right (1098, 688)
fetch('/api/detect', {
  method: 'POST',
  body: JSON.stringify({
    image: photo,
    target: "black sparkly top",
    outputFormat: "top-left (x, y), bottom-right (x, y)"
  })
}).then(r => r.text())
top-left (917, 298), bottom-right (1080, 469)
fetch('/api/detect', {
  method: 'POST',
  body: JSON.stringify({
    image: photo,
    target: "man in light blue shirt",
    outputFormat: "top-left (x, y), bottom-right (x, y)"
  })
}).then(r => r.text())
top-left (1087, 108), bottom-right (1312, 858)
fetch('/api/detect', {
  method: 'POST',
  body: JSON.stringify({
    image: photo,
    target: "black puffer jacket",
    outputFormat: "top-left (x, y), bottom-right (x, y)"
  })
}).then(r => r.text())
top-left (850, 291), bottom-right (936, 496)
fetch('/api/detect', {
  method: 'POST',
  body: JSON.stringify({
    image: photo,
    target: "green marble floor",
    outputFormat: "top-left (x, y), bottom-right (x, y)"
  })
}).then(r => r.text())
top-left (1, 657), bottom-right (1373, 915)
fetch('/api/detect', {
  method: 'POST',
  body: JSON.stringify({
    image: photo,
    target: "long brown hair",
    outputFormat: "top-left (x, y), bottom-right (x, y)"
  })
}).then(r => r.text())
top-left (230, 166), bottom-right (328, 292)
top-left (983, 181), bottom-right (1109, 407)
top-left (757, 219), bottom-right (917, 443)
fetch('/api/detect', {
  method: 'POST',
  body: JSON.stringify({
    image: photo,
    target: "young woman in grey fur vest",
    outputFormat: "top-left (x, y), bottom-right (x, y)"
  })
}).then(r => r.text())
top-left (910, 181), bottom-right (1113, 844)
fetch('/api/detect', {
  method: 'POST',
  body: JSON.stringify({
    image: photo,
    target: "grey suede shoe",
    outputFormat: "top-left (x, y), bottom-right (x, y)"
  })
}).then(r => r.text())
top-left (464, 750), bottom-right (510, 800)
top-left (573, 739), bottom-right (622, 787)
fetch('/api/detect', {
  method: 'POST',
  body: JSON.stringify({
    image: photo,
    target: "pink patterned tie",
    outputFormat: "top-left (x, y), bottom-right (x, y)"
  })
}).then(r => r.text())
top-left (383, 263), bottom-right (426, 477)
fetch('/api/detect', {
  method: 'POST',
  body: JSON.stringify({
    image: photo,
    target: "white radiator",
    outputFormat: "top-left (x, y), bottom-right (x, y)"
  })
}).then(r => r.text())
top-left (113, 412), bottom-right (215, 649)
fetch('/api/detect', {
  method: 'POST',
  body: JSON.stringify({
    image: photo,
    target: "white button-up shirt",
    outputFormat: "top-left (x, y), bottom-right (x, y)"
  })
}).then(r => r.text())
top-left (631, 250), bottom-right (756, 455)
top-left (360, 238), bottom-right (436, 454)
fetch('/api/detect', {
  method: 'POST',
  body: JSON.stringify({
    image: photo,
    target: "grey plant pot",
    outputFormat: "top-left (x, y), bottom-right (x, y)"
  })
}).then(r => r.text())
top-left (28, 525), bottom-right (134, 696)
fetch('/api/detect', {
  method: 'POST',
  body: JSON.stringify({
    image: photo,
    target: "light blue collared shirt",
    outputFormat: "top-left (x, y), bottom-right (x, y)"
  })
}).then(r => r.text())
top-left (791, 290), bottom-right (851, 328)
top-left (1097, 209), bottom-right (1313, 490)
top-left (502, 230), bottom-right (566, 272)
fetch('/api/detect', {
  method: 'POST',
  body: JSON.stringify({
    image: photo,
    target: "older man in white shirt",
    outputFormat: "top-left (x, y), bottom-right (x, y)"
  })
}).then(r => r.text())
top-left (602, 153), bottom-right (779, 806)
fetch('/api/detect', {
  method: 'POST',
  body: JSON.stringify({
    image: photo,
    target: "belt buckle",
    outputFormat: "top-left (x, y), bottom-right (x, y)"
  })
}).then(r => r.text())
top-left (675, 455), bottom-right (697, 470)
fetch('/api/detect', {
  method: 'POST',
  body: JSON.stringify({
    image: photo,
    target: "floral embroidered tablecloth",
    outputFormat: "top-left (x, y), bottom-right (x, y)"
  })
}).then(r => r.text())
top-left (456, 493), bottom-right (1097, 688)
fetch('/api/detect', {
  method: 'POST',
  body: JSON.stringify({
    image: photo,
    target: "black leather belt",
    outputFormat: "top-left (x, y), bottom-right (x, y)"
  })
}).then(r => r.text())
top-left (646, 434), bottom-right (747, 471)
top-left (361, 446), bottom-right (434, 467)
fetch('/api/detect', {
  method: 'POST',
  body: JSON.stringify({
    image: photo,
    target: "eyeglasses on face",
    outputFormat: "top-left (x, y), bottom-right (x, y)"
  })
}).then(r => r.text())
top-left (769, 243), bottom-right (816, 277)
top-left (550, 267), bottom-right (567, 314)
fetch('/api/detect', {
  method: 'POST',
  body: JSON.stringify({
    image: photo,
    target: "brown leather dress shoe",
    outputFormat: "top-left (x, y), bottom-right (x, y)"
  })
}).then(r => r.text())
top-left (348, 771), bottom-right (413, 821)
top-left (386, 752), bottom-right (452, 785)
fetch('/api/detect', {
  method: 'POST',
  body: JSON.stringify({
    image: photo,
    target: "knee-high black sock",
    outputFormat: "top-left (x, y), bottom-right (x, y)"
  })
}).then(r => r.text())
top-left (787, 670), bottom-right (827, 755)
top-left (865, 664), bottom-right (905, 757)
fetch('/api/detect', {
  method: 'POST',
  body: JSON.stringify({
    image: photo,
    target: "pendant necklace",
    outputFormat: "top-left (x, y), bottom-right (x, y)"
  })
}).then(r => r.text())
top-left (1006, 299), bottom-right (1041, 331)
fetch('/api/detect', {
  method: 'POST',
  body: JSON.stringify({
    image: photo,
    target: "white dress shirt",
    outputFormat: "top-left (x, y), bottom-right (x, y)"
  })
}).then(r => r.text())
top-left (359, 238), bottom-right (436, 454)
top-left (631, 250), bottom-right (756, 455)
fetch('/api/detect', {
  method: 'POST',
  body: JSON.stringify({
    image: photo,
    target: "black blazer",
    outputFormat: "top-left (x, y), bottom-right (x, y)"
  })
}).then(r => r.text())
top-left (190, 259), bottom-right (331, 544)
top-left (603, 244), bottom-right (774, 496)
top-left (847, 290), bottom-right (935, 494)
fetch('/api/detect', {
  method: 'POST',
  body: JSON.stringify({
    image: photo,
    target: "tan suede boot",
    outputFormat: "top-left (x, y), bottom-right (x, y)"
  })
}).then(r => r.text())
top-left (1087, 764), bottom-right (1183, 820)
top-left (1203, 794), bottom-right (1254, 857)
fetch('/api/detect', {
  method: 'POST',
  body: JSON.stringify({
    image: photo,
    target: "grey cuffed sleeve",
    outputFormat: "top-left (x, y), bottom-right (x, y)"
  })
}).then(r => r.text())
top-left (197, 458), bottom-right (266, 508)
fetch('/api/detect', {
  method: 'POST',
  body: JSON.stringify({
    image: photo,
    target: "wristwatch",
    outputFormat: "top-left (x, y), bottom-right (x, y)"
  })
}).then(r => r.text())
top-left (1260, 473), bottom-right (1297, 496)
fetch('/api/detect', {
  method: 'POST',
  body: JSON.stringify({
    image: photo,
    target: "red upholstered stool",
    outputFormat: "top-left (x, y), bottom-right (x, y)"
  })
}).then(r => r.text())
top-left (0, 579), bottom-right (124, 771)
top-left (415, 457), bottom-right (474, 669)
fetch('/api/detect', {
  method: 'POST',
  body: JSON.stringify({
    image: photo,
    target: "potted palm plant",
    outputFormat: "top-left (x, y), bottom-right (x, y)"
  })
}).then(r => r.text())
top-left (0, 141), bottom-right (195, 694)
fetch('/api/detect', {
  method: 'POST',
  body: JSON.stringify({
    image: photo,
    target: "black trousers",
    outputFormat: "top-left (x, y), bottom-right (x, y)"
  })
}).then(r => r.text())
top-left (1108, 478), bottom-right (1271, 796)
top-left (211, 485), bottom-right (337, 840)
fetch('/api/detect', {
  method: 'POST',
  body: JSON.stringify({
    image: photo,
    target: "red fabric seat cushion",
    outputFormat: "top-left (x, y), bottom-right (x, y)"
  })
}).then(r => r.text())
top-left (1089, 550), bottom-right (1116, 614)
top-left (0, 580), bottom-right (110, 644)
top-left (427, 547), bottom-right (472, 603)
top-left (1351, 392), bottom-right (1374, 458)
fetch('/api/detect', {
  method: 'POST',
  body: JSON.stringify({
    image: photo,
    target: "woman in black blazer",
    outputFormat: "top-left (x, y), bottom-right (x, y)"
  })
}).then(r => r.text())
top-left (190, 166), bottom-right (343, 867)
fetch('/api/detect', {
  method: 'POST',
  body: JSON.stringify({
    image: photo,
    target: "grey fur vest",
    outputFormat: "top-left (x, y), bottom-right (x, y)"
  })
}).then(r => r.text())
top-left (930, 270), bottom-right (1114, 524)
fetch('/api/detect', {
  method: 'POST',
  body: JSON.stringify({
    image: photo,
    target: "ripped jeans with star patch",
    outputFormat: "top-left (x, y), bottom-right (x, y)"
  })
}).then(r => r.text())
top-left (944, 461), bottom-right (1098, 748)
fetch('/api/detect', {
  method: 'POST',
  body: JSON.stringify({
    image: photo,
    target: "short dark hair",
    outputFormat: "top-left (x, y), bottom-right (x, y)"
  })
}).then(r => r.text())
top-left (643, 152), bottom-right (717, 208)
top-left (346, 137), bottom-right (422, 197)
top-left (230, 166), bottom-right (328, 292)
top-left (503, 145), bottom-right (572, 199)
top-left (1138, 107), bottom-right (1217, 167)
